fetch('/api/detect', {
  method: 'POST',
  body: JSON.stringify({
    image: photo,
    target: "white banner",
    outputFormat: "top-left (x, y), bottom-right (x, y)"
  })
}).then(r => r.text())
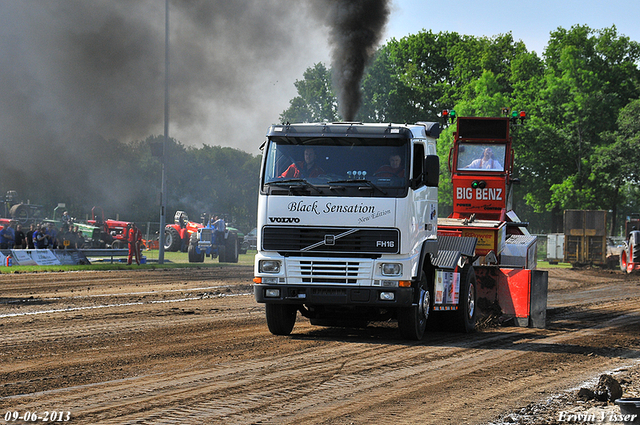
top-left (25, 250), bottom-right (61, 266)
top-left (11, 250), bottom-right (37, 266)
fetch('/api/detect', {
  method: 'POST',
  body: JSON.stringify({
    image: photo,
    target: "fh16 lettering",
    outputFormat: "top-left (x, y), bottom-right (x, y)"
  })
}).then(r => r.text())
top-left (376, 241), bottom-right (394, 248)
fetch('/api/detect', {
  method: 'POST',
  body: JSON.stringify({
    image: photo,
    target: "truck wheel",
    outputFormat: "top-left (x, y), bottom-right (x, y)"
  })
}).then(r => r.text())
top-left (398, 270), bottom-right (430, 340)
top-left (265, 304), bottom-right (297, 335)
top-left (111, 240), bottom-right (126, 249)
top-left (164, 226), bottom-right (181, 252)
top-left (218, 244), bottom-right (226, 262)
top-left (451, 266), bottom-right (477, 333)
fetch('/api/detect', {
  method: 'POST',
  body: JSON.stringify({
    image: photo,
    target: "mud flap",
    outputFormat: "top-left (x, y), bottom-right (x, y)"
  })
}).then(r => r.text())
top-left (530, 270), bottom-right (548, 328)
top-left (475, 267), bottom-right (548, 328)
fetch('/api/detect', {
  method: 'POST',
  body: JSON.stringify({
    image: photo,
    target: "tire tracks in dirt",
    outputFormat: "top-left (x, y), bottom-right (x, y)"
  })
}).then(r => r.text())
top-left (1, 268), bottom-right (639, 424)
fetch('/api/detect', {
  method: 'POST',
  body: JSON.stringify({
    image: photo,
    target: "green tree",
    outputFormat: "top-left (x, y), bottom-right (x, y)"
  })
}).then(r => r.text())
top-left (280, 63), bottom-right (338, 123)
top-left (519, 25), bottom-right (640, 230)
top-left (360, 31), bottom-right (465, 122)
top-left (589, 99), bottom-right (640, 234)
top-left (359, 31), bottom-right (531, 124)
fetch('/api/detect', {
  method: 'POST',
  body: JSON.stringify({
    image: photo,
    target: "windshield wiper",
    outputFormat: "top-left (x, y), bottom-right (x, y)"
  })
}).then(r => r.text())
top-left (265, 178), bottom-right (321, 193)
top-left (327, 179), bottom-right (387, 195)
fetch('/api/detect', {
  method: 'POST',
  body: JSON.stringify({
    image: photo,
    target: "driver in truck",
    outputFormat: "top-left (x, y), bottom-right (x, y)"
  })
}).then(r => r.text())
top-left (279, 147), bottom-right (325, 178)
top-left (374, 153), bottom-right (405, 178)
top-left (465, 147), bottom-right (502, 170)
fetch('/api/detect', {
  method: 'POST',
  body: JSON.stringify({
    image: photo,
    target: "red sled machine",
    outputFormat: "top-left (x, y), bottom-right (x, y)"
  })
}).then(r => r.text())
top-left (438, 112), bottom-right (548, 327)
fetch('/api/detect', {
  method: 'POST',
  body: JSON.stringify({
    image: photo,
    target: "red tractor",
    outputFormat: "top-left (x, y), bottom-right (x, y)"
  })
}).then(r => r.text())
top-left (163, 211), bottom-right (201, 252)
top-left (87, 207), bottom-right (131, 249)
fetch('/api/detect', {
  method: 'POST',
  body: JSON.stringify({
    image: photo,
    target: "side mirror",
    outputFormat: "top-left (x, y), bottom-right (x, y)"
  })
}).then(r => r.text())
top-left (424, 155), bottom-right (439, 187)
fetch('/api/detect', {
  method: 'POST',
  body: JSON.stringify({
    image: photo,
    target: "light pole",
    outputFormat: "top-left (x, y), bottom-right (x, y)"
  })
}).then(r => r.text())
top-left (158, 0), bottom-right (169, 264)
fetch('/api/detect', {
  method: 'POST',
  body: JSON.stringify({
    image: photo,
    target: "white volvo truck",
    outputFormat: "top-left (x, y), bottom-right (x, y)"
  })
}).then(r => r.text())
top-left (253, 121), bottom-right (481, 340)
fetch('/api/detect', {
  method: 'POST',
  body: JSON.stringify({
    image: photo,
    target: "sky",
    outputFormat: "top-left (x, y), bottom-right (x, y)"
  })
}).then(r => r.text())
top-left (385, 0), bottom-right (640, 56)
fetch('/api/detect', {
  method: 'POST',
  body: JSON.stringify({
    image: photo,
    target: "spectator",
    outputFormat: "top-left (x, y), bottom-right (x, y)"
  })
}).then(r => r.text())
top-left (58, 224), bottom-right (75, 249)
top-left (14, 224), bottom-right (26, 249)
top-left (5, 221), bottom-right (16, 249)
top-left (46, 223), bottom-right (58, 249)
top-left (0, 223), bottom-right (11, 249)
top-left (74, 225), bottom-right (85, 249)
top-left (26, 224), bottom-right (35, 249)
top-left (33, 226), bottom-right (49, 249)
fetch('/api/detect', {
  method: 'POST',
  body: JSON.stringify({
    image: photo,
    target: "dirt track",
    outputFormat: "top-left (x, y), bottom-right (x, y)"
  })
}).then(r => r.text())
top-left (1, 266), bottom-right (639, 424)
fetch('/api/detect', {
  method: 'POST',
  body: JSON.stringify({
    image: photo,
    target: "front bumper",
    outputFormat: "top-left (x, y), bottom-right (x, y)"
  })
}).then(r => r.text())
top-left (254, 284), bottom-right (414, 307)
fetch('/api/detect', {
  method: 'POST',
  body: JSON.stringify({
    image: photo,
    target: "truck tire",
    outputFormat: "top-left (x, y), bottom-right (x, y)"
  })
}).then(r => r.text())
top-left (451, 266), bottom-right (477, 333)
top-left (398, 270), bottom-right (431, 340)
top-left (265, 304), bottom-right (297, 335)
top-left (188, 241), bottom-right (205, 263)
top-left (164, 226), bottom-right (181, 252)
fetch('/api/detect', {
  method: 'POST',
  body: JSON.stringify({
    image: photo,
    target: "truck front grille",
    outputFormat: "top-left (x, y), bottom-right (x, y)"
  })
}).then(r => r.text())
top-left (287, 259), bottom-right (373, 285)
top-left (263, 226), bottom-right (399, 254)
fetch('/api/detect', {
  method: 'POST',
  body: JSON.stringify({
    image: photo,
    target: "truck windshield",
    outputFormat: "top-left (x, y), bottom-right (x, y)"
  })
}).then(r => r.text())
top-left (456, 143), bottom-right (506, 172)
top-left (263, 139), bottom-right (409, 192)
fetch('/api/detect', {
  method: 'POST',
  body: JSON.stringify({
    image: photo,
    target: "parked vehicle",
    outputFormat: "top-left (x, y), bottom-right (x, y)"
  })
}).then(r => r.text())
top-left (240, 227), bottom-right (257, 254)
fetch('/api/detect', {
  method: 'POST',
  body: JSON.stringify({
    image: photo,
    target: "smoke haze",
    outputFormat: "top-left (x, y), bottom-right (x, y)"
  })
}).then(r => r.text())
top-left (0, 0), bottom-right (331, 210)
top-left (0, 1), bottom-right (331, 152)
top-left (0, 0), bottom-right (390, 214)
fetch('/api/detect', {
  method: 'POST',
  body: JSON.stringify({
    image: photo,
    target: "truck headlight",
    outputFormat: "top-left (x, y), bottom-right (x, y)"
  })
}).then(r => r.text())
top-left (265, 288), bottom-right (280, 298)
top-left (381, 263), bottom-right (402, 276)
top-left (379, 291), bottom-right (395, 301)
top-left (259, 260), bottom-right (281, 273)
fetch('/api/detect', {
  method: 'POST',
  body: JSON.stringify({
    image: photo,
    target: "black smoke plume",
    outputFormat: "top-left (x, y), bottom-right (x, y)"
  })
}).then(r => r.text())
top-left (324, 0), bottom-right (390, 121)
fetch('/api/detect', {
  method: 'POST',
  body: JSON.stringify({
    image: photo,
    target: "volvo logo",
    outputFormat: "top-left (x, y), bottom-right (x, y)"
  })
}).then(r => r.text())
top-left (269, 217), bottom-right (300, 223)
top-left (324, 235), bottom-right (335, 245)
